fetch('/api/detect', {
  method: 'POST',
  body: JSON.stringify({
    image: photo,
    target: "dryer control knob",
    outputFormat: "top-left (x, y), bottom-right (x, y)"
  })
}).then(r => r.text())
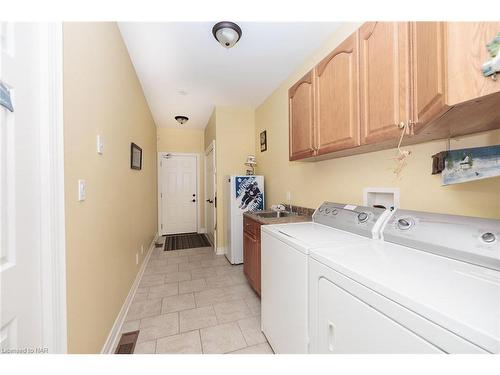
top-left (331, 209), bottom-right (338, 215)
top-left (481, 232), bottom-right (496, 243)
top-left (357, 212), bottom-right (368, 223)
top-left (397, 218), bottom-right (413, 230)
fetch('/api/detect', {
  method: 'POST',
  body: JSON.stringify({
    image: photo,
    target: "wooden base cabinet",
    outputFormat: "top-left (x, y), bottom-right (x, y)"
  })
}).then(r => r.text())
top-left (243, 216), bottom-right (261, 296)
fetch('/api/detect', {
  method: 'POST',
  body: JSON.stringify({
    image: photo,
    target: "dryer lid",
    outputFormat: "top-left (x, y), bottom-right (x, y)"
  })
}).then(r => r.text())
top-left (311, 241), bottom-right (500, 353)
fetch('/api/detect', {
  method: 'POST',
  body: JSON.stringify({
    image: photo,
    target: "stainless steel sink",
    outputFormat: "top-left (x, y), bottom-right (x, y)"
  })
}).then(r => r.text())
top-left (255, 211), bottom-right (292, 218)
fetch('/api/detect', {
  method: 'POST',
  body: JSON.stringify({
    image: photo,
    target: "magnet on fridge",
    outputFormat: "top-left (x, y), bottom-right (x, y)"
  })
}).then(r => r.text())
top-left (0, 81), bottom-right (14, 112)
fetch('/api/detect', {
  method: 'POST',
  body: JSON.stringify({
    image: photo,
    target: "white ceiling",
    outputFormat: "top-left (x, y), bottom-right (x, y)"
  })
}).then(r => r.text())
top-left (119, 22), bottom-right (342, 129)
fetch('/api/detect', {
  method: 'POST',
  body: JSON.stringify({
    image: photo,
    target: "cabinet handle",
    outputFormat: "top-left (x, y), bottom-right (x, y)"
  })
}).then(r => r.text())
top-left (395, 121), bottom-right (415, 135)
top-left (328, 321), bottom-right (335, 352)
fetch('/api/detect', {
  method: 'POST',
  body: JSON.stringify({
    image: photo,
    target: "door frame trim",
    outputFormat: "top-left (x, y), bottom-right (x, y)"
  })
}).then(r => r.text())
top-left (157, 152), bottom-right (200, 235)
top-left (204, 140), bottom-right (217, 250)
top-left (38, 23), bottom-right (67, 353)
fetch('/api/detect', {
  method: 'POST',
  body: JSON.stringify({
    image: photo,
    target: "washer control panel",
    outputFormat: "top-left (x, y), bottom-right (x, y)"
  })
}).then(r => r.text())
top-left (384, 209), bottom-right (500, 271)
top-left (313, 202), bottom-right (387, 239)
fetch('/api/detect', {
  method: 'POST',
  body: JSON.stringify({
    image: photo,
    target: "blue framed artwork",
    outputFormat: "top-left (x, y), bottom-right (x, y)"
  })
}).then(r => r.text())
top-left (442, 145), bottom-right (500, 185)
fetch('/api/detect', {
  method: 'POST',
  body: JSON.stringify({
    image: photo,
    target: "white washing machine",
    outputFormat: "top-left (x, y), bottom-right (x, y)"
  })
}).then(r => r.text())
top-left (309, 210), bottom-right (500, 353)
top-left (260, 202), bottom-right (391, 354)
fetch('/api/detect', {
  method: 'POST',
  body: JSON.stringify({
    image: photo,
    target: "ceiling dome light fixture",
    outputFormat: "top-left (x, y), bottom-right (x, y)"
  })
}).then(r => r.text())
top-left (175, 115), bottom-right (189, 125)
top-left (212, 21), bottom-right (242, 49)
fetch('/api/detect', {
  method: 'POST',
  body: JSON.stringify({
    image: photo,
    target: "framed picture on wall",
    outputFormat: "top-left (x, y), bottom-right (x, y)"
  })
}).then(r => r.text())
top-left (130, 143), bottom-right (142, 170)
top-left (260, 130), bottom-right (267, 152)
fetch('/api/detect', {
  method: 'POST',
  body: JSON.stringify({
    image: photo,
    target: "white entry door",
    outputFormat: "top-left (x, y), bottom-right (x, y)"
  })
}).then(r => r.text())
top-left (205, 143), bottom-right (216, 244)
top-left (1, 23), bottom-right (65, 353)
top-left (159, 153), bottom-right (198, 235)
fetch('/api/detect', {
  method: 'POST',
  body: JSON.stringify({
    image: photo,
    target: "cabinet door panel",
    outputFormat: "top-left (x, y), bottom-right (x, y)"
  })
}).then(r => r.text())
top-left (289, 70), bottom-right (315, 160)
top-left (359, 22), bottom-right (411, 144)
top-left (254, 232), bottom-right (261, 295)
top-left (315, 32), bottom-right (360, 154)
top-left (446, 22), bottom-right (500, 105)
top-left (411, 22), bottom-right (447, 132)
top-left (243, 232), bottom-right (254, 283)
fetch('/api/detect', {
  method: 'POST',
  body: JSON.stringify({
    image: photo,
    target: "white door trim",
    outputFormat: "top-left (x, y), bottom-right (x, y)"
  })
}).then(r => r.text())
top-left (37, 23), bottom-right (67, 353)
top-left (204, 141), bottom-right (217, 250)
top-left (157, 152), bottom-right (200, 235)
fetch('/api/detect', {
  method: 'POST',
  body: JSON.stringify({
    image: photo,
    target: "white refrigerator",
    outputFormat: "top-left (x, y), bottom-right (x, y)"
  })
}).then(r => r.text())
top-left (225, 175), bottom-right (265, 264)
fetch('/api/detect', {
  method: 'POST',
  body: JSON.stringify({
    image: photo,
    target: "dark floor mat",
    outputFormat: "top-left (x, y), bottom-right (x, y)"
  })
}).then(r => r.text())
top-left (163, 233), bottom-right (212, 251)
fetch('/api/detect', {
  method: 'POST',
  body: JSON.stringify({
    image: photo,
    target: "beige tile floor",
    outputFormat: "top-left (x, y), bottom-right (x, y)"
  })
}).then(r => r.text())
top-left (119, 242), bottom-right (274, 354)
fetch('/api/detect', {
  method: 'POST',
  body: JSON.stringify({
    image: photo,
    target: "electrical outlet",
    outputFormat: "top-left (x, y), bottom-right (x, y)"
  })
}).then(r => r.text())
top-left (286, 191), bottom-right (291, 201)
top-left (135, 252), bottom-right (139, 265)
top-left (141, 245), bottom-right (144, 254)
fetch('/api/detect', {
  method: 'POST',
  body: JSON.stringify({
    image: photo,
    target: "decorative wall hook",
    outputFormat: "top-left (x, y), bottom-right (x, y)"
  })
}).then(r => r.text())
top-left (431, 151), bottom-right (448, 174)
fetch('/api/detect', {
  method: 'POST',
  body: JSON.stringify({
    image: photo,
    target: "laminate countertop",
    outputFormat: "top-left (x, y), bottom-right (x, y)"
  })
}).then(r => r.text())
top-left (243, 210), bottom-right (312, 225)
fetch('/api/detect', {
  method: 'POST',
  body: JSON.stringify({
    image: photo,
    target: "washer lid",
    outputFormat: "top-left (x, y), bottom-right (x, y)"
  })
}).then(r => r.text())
top-left (310, 241), bottom-right (500, 353)
top-left (262, 222), bottom-right (371, 254)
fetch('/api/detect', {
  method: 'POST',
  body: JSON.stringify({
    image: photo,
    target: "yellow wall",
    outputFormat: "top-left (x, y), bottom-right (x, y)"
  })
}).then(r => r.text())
top-left (255, 23), bottom-right (500, 219)
top-left (63, 22), bottom-right (158, 353)
top-left (216, 107), bottom-right (256, 249)
top-left (157, 127), bottom-right (206, 229)
top-left (204, 109), bottom-right (216, 150)
top-left (204, 107), bottom-right (256, 250)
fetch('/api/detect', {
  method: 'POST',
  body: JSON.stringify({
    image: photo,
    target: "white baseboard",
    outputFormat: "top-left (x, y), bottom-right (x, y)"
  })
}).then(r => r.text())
top-left (198, 227), bottom-right (206, 234)
top-left (216, 246), bottom-right (226, 255)
top-left (100, 232), bottom-right (159, 354)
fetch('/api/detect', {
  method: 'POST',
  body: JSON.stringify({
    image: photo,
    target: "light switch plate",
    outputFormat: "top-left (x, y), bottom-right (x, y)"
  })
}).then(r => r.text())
top-left (96, 134), bottom-right (103, 154)
top-left (78, 179), bottom-right (86, 201)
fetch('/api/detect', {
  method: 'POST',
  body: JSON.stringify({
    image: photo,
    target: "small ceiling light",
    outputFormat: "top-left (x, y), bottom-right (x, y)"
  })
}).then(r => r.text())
top-left (212, 21), bottom-right (242, 49)
top-left (175, 115), bottom-right (189, 125)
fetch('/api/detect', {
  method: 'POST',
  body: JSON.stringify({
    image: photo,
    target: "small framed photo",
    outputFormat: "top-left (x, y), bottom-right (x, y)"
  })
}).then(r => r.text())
top-left (260, 130), bottom-right (267, 152)
top-left (130, 143), bottom-right (142, 170)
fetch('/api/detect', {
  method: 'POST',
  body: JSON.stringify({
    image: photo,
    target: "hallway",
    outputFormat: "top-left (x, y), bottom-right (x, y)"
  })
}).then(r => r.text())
top-left (119, 242), bottom-right (273, 354)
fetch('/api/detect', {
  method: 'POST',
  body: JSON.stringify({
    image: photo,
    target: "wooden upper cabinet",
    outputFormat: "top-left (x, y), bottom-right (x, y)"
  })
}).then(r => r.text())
top-left (446, 22), bottom-right (500, 106)
top-left (359, 22), bottom-right (411, 145)
top-left (411, 22), bottom-right (447, 132)
top-left (289, 70), bottom-right (315, 161)
top-left (315, 32), bottom-right (360, 155)
top-left (287, 22), bottom-right (500, 161)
